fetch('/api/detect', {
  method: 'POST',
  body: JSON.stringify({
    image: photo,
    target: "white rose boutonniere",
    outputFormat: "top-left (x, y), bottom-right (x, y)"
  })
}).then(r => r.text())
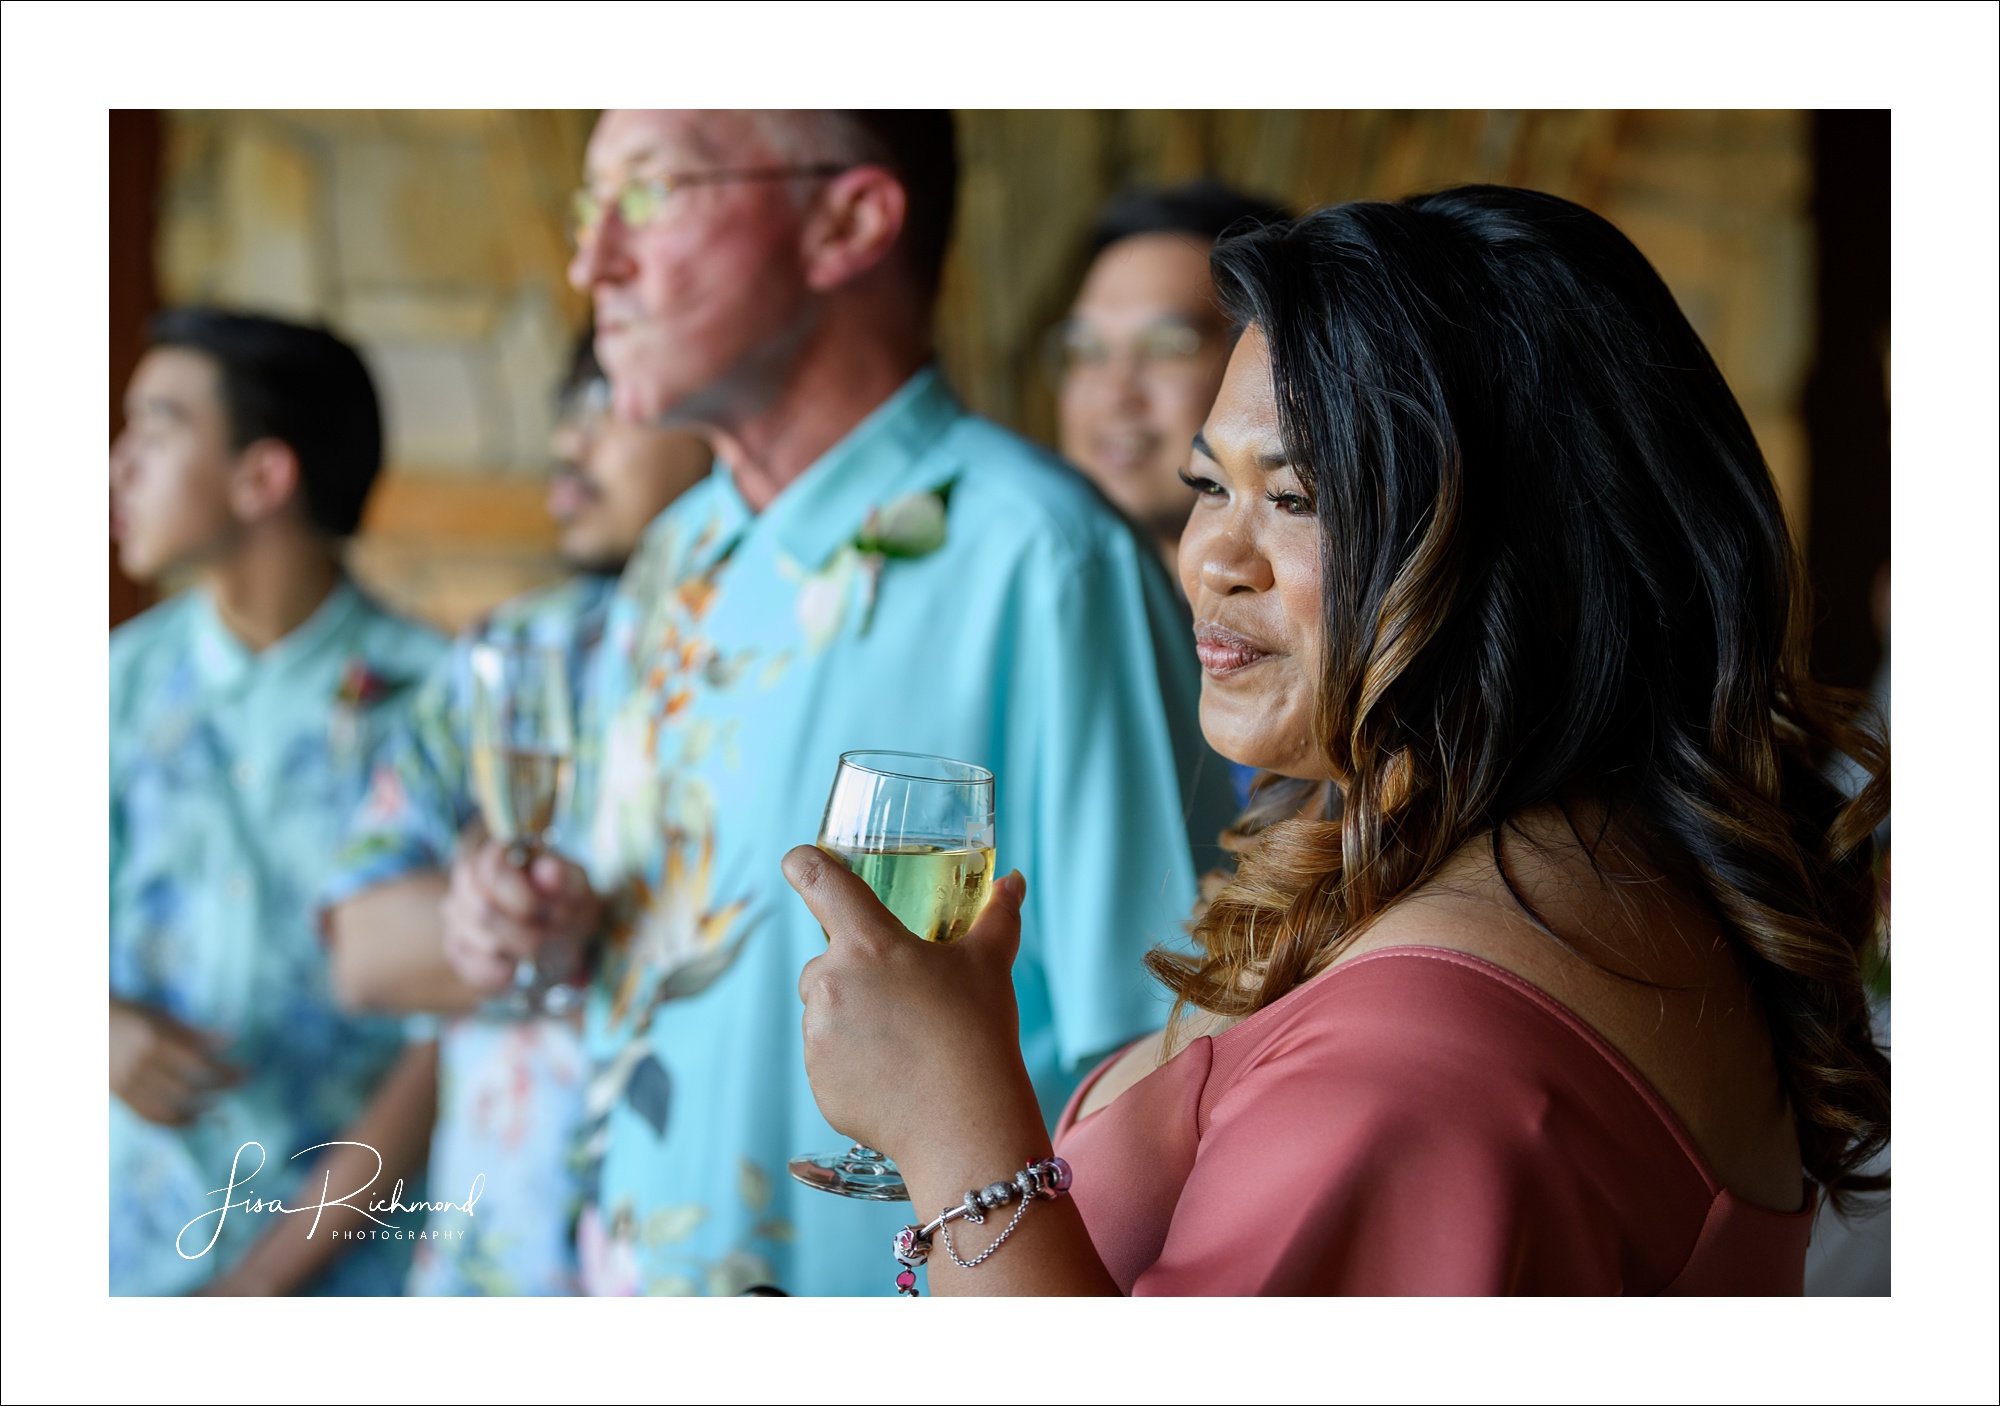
top-left (856, 490), bottom-right (948, 559)
top-left (780, 483), bottom-right (953, 651)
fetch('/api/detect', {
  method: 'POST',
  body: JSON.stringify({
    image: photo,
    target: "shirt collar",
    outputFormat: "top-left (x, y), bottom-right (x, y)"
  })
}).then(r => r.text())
top-left (697, 459), bottom-right (755, 555)
top-left (189, 576), bottom-right (361, 694)
top-left (747, 366), bottom-right (963, 570)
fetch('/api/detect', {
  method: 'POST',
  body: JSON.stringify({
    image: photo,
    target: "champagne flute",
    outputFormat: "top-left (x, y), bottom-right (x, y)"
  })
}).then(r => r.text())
top-left (468, 641), bottom-right (581, 1016)
top-left (787, 750), bottom-right (996, 1201)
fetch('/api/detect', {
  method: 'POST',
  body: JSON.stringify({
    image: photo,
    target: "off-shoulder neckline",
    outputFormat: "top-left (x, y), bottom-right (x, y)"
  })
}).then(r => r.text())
top-left (1065, 944), bottom-right (1812, 1219)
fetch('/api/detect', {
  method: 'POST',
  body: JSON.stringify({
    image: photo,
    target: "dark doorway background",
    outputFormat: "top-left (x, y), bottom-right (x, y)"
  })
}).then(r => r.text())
top-left (1803, 110), bottom-right (1892, 693)
top-left (110, 109), bottom-right (161, 629)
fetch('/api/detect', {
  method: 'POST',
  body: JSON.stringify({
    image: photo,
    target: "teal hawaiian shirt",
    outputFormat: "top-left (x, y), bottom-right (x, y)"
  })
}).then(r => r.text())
top-left (326, 571), bottom-right (618, 1296)
top-left (109, 580), bottom-right (444, 1295)
top-left (575, 368), bottom-right (1237, 1297)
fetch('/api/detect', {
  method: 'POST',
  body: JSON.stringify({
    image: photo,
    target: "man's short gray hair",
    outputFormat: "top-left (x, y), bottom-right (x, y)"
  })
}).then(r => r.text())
top-left (749, 110), bottom-right (882, 170)
top-left (742, 110), bottom-right (960, 304)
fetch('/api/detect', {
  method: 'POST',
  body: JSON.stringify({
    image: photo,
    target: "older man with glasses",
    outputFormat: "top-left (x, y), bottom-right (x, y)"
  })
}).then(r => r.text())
top-left (439, 109), bottom-right (1237, 1296)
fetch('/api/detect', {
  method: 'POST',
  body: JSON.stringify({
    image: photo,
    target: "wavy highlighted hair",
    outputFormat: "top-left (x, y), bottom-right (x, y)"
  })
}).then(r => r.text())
top-left (1145, 187), bottom-right (1889, 1205)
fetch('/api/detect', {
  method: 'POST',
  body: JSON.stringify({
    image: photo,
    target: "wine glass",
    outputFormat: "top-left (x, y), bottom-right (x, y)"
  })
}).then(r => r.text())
top-left (468, 641), bottom-right (582, 1016)
top-left (787, 750), bottom-right (997, 1201)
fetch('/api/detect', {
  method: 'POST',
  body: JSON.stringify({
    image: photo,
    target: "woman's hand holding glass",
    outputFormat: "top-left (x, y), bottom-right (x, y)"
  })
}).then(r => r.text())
top-left (784, 847), bottom-right (1047, 1191)
top-left (784, 848), bottom-right (1119, 1295)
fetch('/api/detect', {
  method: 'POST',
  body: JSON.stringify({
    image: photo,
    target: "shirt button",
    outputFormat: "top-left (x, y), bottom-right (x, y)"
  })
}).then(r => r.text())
top-left (232, 760), bottom-right (259, 789)
top-left (226, 872), bottom-right (253, 900)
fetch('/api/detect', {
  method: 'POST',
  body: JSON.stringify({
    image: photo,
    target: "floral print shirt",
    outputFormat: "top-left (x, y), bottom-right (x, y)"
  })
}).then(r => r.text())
top-left (575, 368), bottom-right (1238, 1296)
top-left (109, 581), bottom-right (444, 1295)
top-left (326, 572), bottom-right (619, 1297)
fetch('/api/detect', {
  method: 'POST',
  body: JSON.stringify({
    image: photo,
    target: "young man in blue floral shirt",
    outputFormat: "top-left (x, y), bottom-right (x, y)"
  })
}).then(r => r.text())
top-left (109, 310), bottom-right (445, 1295)
top-left (322, 343), bottom-right (711, 1295)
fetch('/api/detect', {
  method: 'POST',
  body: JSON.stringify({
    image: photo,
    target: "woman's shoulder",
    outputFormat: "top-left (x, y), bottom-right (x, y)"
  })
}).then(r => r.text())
top-left (1218, 943), bottom-right (1644, 1091)
top-left (1314, 822), bottom-right (1805, 1212)
top-left (1207, 945), bottom-right (1715, 1191)
top-left (1135, 946), bottom-right (1732, 1295)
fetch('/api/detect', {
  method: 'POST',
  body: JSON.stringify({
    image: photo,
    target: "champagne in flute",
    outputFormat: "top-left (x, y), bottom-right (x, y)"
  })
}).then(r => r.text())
top-left (790, 750), bottom-right (997, 1202)
top-left (471, 744), bottom-right (572, 849)
top-left (468, 642), bottom-right (580, 1014)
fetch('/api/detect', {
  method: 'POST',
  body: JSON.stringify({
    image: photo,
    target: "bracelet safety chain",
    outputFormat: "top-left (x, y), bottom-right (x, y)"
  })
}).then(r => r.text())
top-left (890, 1156), bottom-right (1072, 1296)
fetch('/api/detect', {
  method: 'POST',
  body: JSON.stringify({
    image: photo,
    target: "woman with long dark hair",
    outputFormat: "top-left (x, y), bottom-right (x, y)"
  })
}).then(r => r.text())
top-left (784, 186), bottom-right (1890, 1294)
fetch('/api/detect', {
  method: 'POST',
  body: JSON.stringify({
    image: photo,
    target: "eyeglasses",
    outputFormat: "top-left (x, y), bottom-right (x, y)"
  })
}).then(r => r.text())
top-left (570, 165), bottom-right (853, 246)
top-left (1041, 317), bottom-right (1212, 384)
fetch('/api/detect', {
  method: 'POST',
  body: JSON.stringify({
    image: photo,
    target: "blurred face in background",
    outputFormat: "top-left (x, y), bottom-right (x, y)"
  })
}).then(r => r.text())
top-left (546, 380), bottom-right (714, 572)
top-left (110, 347), bottom-right (241, 582)
top-left (1057, 233), bottom-right (1231, 553)
top-left (568, 109), bottom-right (819, 425)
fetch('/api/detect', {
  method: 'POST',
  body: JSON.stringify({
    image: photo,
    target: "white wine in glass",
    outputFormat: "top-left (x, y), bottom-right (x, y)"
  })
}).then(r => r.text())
top-left (789, 750), bottom-right (997, 1201)
top-left (815, 842), bottom-right (994, 945)
top-left (468, 641), bottom-right (581, 1015)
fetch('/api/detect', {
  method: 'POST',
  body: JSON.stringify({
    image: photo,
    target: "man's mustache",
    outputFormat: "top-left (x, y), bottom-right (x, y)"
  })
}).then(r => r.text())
top-left (550, 464), bottom-right (602, 500)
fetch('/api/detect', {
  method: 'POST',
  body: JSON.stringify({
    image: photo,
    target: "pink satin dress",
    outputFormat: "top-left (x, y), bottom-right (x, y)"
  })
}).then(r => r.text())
top-left (1052, 946), bottom-right (1813, 1295)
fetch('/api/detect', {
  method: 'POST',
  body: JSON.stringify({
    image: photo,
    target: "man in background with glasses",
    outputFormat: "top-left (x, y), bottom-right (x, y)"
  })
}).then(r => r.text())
top-left (1052, 182), bottom-right (1286, 812)
top-left (1051, 182), bottom-right (1287, 576)
top-left (320, 334), bottom-right (711, 1296)
top-left (438, 109), bottom-right (1239, 1296)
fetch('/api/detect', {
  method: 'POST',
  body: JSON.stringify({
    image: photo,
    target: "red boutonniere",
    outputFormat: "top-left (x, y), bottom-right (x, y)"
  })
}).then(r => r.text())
top-left (330, 658), bottom-right (403, 764)
top-left (335, 659), bottom-right (394, 709)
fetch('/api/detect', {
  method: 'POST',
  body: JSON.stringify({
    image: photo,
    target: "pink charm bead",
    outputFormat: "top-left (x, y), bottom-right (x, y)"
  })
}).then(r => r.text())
top-left (895, 1269), bottom-right (918, 1295)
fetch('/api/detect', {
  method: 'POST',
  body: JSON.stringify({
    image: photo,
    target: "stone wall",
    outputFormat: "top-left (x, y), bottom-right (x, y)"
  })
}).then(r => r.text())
top-left (158, 110), bottom-right (594, 627)
top-left (156, 109), bottom-right (1812, 628)
top-left (937, 109), bottom-right (1812, 539)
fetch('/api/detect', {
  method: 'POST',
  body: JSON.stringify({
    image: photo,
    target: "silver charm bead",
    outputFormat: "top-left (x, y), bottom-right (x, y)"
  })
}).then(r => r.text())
top-left (893, 1225), bottom-right (929, 1264)
top-left (979, 1181), bottom-right (1016, 1209)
